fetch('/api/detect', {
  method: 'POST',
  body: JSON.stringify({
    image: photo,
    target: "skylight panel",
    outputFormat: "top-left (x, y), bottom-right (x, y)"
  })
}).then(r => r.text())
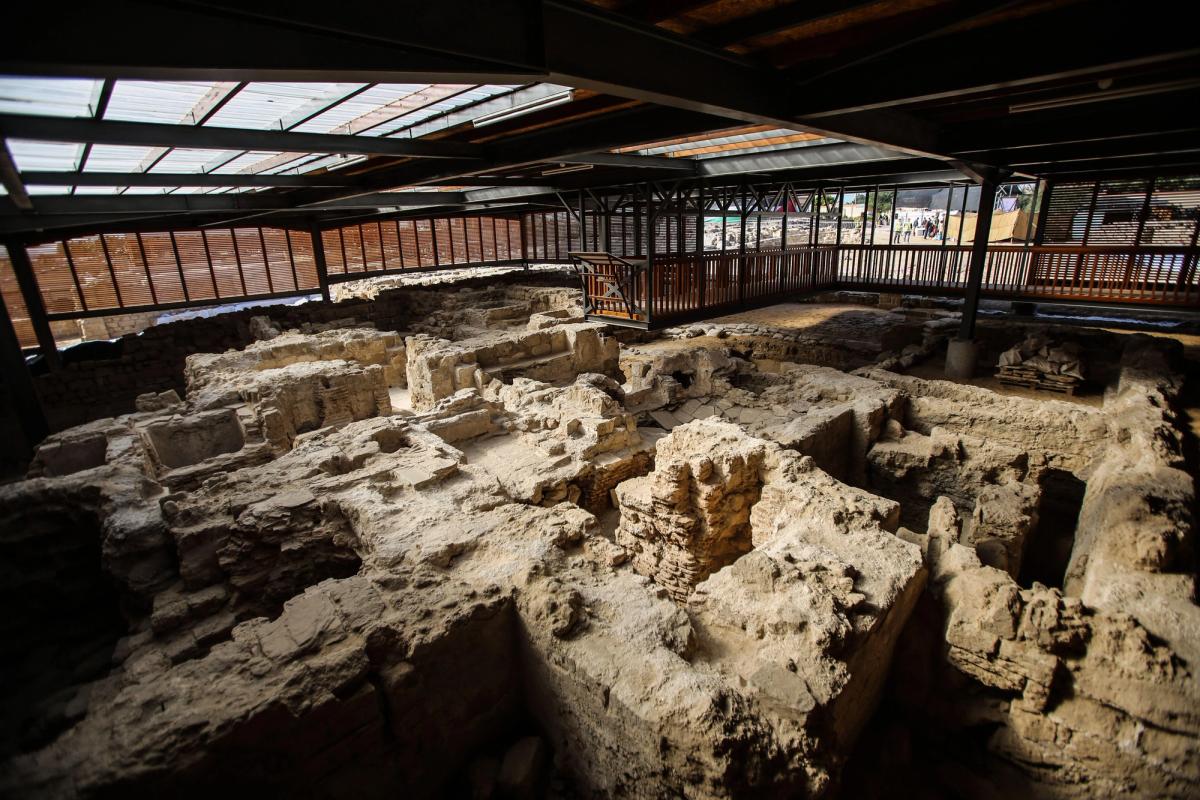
top-left (72, 186), bottom-right (123, 195)
top-left (0, 77), bottom-right (100, 117)
top-left (290, 83), bottom-right (429, 133)
top-left (103, 81), bottom-right (220, 123)
top-left (82, 144), bottom-right (159, 172)
top-left (209, 151), bottom-right (298, 174)
top-left (367, 84), bottom-right (518, 137)
top-left (151, 148), bottom-right (242, 173)
top-left (204, 83), bottom-right (341, 130)
top-left (6, 140), bottom-right (82, 171)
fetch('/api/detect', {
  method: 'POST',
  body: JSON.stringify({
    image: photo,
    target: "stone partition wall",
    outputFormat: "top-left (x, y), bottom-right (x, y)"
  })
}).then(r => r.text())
top-left (3, 300), bottom-right (1199, 798)
top-left (26, 272), bottom-right (577, 432)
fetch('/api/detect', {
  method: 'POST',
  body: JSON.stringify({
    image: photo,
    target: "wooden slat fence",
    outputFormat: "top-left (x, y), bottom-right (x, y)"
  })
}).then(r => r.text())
top-left (580, 243), bottom-right (1200, 327)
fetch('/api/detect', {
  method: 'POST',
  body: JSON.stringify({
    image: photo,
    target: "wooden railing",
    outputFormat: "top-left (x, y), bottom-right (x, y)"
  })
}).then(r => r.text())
top-left (650, 246), bottom-right (838, 320)
top-left (577, 243), bottom-right (1200, 327)
top-left (837, 244), bottom-right (1200, 306)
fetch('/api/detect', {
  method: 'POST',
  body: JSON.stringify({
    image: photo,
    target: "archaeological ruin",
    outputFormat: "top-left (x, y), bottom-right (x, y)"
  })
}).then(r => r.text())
top-left (2, 267), bottom-right (1198, 799)
top-left (1, 2), bottom-right (1198, 797)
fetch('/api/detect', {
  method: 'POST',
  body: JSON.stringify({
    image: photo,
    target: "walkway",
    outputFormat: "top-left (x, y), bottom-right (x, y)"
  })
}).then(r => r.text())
top-left (572, 244), bottom-right (1200, 329)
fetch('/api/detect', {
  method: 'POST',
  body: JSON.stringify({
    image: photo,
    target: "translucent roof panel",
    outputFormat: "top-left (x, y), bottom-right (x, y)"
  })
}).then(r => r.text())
top-left (83, 144), bottom-right (159, 172)
top-left (291, 83), bottom-right (432, 133)
top-left (103, 81), bottom-right (221, 123)
top-left (295, 154), bottom-right (368, 173)
top-left (204, 83), bottom-right (344, 130)
top-left (210, 151), bottom-right (305, 174)
top-left (73, 186), bottom-right (124, 195)
top-left (7, 140), bottom-right (82, 171)
top-left (151, 148), bottom-right (244, 173)
top-left (0, 77), bottom-right (101, 117)
top-left (259, 155), bottom-right (323, 175)
top-left (366, 84), bottom-right (527, 137)
top-left (623, 127), bottom-right (832, 159)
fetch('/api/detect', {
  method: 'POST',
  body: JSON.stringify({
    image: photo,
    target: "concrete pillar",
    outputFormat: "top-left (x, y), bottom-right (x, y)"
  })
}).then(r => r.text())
top-left (945, 338), bottom-right (980, 379)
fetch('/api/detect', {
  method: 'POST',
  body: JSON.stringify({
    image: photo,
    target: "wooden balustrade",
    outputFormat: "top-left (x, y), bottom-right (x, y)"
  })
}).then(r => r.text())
top-left (576, 243), bottom-right (1200, 328)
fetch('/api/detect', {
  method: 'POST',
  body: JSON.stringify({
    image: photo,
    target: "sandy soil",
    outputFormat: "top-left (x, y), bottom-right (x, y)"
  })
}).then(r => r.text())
top-left (708, 303), bottom-right (909, 345)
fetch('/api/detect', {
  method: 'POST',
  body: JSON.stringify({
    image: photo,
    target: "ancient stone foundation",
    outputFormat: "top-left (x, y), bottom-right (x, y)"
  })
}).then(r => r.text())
top-left (2, 285), bottom-right (1197, 799)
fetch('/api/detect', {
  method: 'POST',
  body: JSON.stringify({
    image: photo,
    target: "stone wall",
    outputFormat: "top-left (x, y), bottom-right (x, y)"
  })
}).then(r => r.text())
top-left (26, 272), bottom-right (576, 433)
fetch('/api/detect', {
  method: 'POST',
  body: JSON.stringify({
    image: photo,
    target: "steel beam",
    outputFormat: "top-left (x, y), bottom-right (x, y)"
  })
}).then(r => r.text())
top-left (0, 141), bottom-right (32, 210)
top-left (695, 1), bottom-right (876, 48)
top-left (0, 115), bottom-right (485, 160)
top-left (537, 1), bottom-right (943, 157)
top-left (1, 1), bottom-right (942, 158)
top-left (3, 238), bottom-right (60, 370)
top-left (1, 2), bottom-right (542, 83)
top-left (795, 2), bottom-right (1200, 116)
top-left (556, 152), bottom-right (697, 171)
top-left (3, 192), bottom-right (466, 216)
top-left (21, 171), bottom-right (369, 188)
top-left (699, 142), bottom-right (907, 177)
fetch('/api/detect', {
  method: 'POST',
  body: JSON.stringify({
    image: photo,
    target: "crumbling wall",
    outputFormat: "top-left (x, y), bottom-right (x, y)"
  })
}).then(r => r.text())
top-left (872, 335), bottom-right (1200, 799)
top-left (405, 323), bottom-right (619, 412)
top-left (4, 308), bottom-right (1198, 800)
top-left (30, 271), bottom-right (576, 431)
top-left (857, 368), bottom-right (1110, 474)
top-left (614, 421), bottom-right (768, 600)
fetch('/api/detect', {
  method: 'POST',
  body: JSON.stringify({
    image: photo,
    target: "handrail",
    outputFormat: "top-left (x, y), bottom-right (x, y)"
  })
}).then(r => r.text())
top-left (575, 243), bottom-right (1200, 327)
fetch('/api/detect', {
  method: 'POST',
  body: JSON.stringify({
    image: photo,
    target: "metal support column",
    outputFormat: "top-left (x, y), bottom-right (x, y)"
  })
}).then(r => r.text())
top-left (738, 182), bottom-right (747, 305)
top-left (3, 238), bottom-right (60, 370)
top-left (308, 221), bottom-right (331, 303)
top-left (519, 214), bottom-right (529, 269)
top-left (958, 178), bottom-right (998, 341)
top-left (644, 182), bottom-right (654, 324)
top-left (0, 291), bottom-right (47, 457)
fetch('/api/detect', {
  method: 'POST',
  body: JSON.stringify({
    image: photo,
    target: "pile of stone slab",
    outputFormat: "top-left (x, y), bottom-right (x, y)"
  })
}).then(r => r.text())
top-left (996, 335), bottom-right (1084, 394)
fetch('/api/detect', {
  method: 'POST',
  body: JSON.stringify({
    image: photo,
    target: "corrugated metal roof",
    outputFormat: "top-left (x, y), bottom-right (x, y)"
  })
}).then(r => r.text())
top-left (2, 79), bottom-right (559, 195)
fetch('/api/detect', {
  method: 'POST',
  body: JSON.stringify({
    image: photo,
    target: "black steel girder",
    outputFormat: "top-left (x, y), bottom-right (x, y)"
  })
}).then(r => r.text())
top-left (0, 192), bottom-right (466, 216)
top-left (0, 115), bottom-right (484, 160)
top-left (794, 1), bottom-right (1200, 117)
top-left (20, 171), bottom-right (370, 188)
top-left (1, 1), bottom-right (944, 158)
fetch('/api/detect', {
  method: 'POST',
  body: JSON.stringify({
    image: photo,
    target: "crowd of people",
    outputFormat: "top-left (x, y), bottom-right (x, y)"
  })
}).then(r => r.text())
top-left (886, 208), bottom-right (947, 243)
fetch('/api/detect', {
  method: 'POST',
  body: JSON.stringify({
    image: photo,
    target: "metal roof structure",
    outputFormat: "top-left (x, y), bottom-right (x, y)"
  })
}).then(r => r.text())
top-left (0, 0), bottom-right (1194, 238)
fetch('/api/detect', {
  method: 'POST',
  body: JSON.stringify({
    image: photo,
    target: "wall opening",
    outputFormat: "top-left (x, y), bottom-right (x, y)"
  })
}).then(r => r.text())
top-left (1019, 469), bottom-right (1085, 589)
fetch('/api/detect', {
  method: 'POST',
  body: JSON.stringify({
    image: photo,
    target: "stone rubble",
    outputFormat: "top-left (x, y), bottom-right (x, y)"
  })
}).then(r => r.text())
top-left (1, 286), bottom-right (1197, 800)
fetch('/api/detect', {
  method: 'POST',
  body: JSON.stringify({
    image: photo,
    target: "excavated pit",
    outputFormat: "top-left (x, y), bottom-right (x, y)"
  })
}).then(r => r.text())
top-left (0, 509), bottom-right (126, 759)
top-left (2, 283), bottom-right (1198, 800)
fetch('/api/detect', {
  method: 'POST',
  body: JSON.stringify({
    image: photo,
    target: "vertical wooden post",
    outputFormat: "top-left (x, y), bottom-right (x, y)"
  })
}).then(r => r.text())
top-left (4, 238), bottom-right (60, 371)
top-left (308, 221), bottom-right (331, 303)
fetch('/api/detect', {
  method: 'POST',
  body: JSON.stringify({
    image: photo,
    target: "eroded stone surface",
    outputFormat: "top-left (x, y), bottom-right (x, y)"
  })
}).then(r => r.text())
top-left (2, 296), bottom-right (1197, 800)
